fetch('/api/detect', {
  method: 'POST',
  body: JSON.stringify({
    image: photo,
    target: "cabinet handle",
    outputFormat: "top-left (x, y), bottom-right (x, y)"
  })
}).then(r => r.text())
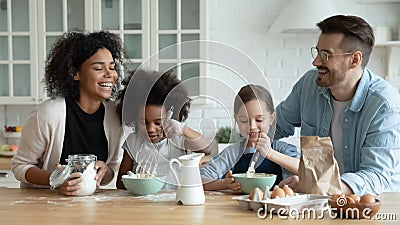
top-left (32, 98), bottom-right (43, 102)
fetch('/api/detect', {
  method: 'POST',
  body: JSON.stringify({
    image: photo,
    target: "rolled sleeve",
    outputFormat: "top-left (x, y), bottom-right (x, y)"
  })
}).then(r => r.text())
top-left (272, 140), bottom-right (300, 179)
top-left (343, 105), bottom-right (400, 195)
top-left (11, 108), bottom-right (48, 184)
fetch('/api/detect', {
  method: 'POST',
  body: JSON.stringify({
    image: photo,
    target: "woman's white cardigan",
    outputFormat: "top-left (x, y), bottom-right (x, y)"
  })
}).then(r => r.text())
top-left (11, 97), bottom-right (123, 188)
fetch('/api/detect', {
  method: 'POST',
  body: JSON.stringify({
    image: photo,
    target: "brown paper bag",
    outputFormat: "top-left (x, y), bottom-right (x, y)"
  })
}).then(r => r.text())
top-left (298, 136), bottom-right (342, 195)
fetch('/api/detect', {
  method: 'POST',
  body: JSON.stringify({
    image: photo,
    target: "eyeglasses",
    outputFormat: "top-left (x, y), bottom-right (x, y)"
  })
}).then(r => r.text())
top-left (311, 47), bottom-right (353, 64)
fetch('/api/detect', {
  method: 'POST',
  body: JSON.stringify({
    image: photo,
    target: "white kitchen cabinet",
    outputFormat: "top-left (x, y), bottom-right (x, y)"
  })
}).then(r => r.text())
top-left (0, 169), bottom-right (19, 188)
top-left (153, 0), bottom-right (205, 96)
top-left (98, 0), bottom-right (205, 96)
top-left (357, 0), bottom-right (400, 3)
top-left (0, 0), bottom-right (40, 104)
top-left (0, 0), bottom-right (205, 105)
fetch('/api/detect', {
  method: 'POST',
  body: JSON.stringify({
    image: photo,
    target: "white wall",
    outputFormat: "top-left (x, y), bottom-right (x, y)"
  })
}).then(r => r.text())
top-left (1, 0), bottom-right (400, 148)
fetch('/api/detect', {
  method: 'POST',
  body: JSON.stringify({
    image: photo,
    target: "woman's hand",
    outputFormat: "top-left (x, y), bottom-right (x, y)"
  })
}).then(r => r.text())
top-left (94, 160), bottom-right (109, 186)
top-left (59, 172), bottom-right (83, 196)
top-left (278, 175), bottom-right (300, 192)
top-left (255, 132), bottom-right (272, 158)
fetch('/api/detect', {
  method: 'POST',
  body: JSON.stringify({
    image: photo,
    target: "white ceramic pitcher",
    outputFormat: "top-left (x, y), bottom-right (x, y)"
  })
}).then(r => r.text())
top-left (169, 152), bottom-right (205, 205)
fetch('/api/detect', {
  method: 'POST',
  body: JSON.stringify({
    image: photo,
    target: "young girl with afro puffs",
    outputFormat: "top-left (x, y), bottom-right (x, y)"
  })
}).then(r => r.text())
top-left (116, 69), bottom-right (211, 189)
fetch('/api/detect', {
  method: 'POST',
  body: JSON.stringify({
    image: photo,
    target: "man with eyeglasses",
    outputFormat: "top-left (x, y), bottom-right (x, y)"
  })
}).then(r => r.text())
top-left (275, 15), bottom-right (400, 196)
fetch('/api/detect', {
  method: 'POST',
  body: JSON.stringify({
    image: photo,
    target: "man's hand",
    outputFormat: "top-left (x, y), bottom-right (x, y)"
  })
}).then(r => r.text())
top-left (278, 175), bottom-right (300, 192)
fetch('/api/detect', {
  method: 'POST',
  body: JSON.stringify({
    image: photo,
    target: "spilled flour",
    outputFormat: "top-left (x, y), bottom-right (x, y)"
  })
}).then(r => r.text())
top-left (11, 190), bottom-right (229, 206)
top-left (12, 189), bottom-right (177, 206)
top-left (133, 192), bottom-right (176, 201)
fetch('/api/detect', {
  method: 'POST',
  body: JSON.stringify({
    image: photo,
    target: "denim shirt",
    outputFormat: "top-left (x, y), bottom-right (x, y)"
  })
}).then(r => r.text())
top-left (275, 68), bottom-right (400, 195)
top-left (200, 138), bottom-right (299, 180)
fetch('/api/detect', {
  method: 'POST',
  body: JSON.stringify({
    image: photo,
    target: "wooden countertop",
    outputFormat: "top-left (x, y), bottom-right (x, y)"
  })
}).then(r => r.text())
top-left (0, 156), bottom-right (12, 170)
top-left (0, 188), bottom-right (398, 225)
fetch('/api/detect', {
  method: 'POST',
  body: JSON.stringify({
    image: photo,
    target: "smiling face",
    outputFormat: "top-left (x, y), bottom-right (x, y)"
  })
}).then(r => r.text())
top-left (74, 48), bottom-right (117, 103)
top-left (137, 105), bottom-right (167, 143)
top-left (235, 100), bottom-right (275, 148)
top-left (312, 33), bottom-right (353, 89)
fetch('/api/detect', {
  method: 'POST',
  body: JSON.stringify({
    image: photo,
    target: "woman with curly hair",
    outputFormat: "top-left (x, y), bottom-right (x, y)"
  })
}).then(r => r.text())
top-left (116, 69), bottom-right (211, 189)
top-left (12, 31), bottom-right (124, 195)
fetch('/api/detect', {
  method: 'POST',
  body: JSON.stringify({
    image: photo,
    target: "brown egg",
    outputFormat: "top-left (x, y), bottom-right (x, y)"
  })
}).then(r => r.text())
top-left (271, 186), bottom-right (285, 199)
top-left (349, 194), bottom-right (360, 203)
top-left (330, 193), bottom-right (341, 201)
top-left (282, 184), bottom-right (294, 196)
top-left (249, 188), bottom-right (264, 200)
top-left (359, 194), bottom-right (376, 204)
top-left (345, 196), bottom-right (355, 204)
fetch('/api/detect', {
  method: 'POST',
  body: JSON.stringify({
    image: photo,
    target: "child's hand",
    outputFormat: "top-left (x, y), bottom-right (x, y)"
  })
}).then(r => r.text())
top-left (255, 132), bottom-right (272, 158)
top-left (202, 170), bottom-right (241, 192)
top-left (163, 119), bottom-right (184, 137)
top-left (224, 170), bottom-right (241, 193)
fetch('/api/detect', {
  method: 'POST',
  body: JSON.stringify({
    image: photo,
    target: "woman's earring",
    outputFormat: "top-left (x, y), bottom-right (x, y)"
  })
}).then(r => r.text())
top-left (73, 73), bottom-right (79, 81)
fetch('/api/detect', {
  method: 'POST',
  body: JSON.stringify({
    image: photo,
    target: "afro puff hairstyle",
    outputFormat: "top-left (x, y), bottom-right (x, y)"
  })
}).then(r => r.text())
top-left (116, 69), bottom-right (192, 126)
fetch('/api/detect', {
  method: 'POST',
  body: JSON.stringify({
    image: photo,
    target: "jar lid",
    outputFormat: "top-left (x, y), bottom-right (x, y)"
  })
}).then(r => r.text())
top-left (67, 154), bottom-right (96, 161)
top-left (49, 165), bottom-right (71, 190)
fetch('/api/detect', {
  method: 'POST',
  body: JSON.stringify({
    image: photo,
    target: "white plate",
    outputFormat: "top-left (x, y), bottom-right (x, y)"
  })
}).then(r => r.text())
top-left (2, 131), bottom-right (21, 138)
top-left (0, 150), bottom-right (16, 157)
